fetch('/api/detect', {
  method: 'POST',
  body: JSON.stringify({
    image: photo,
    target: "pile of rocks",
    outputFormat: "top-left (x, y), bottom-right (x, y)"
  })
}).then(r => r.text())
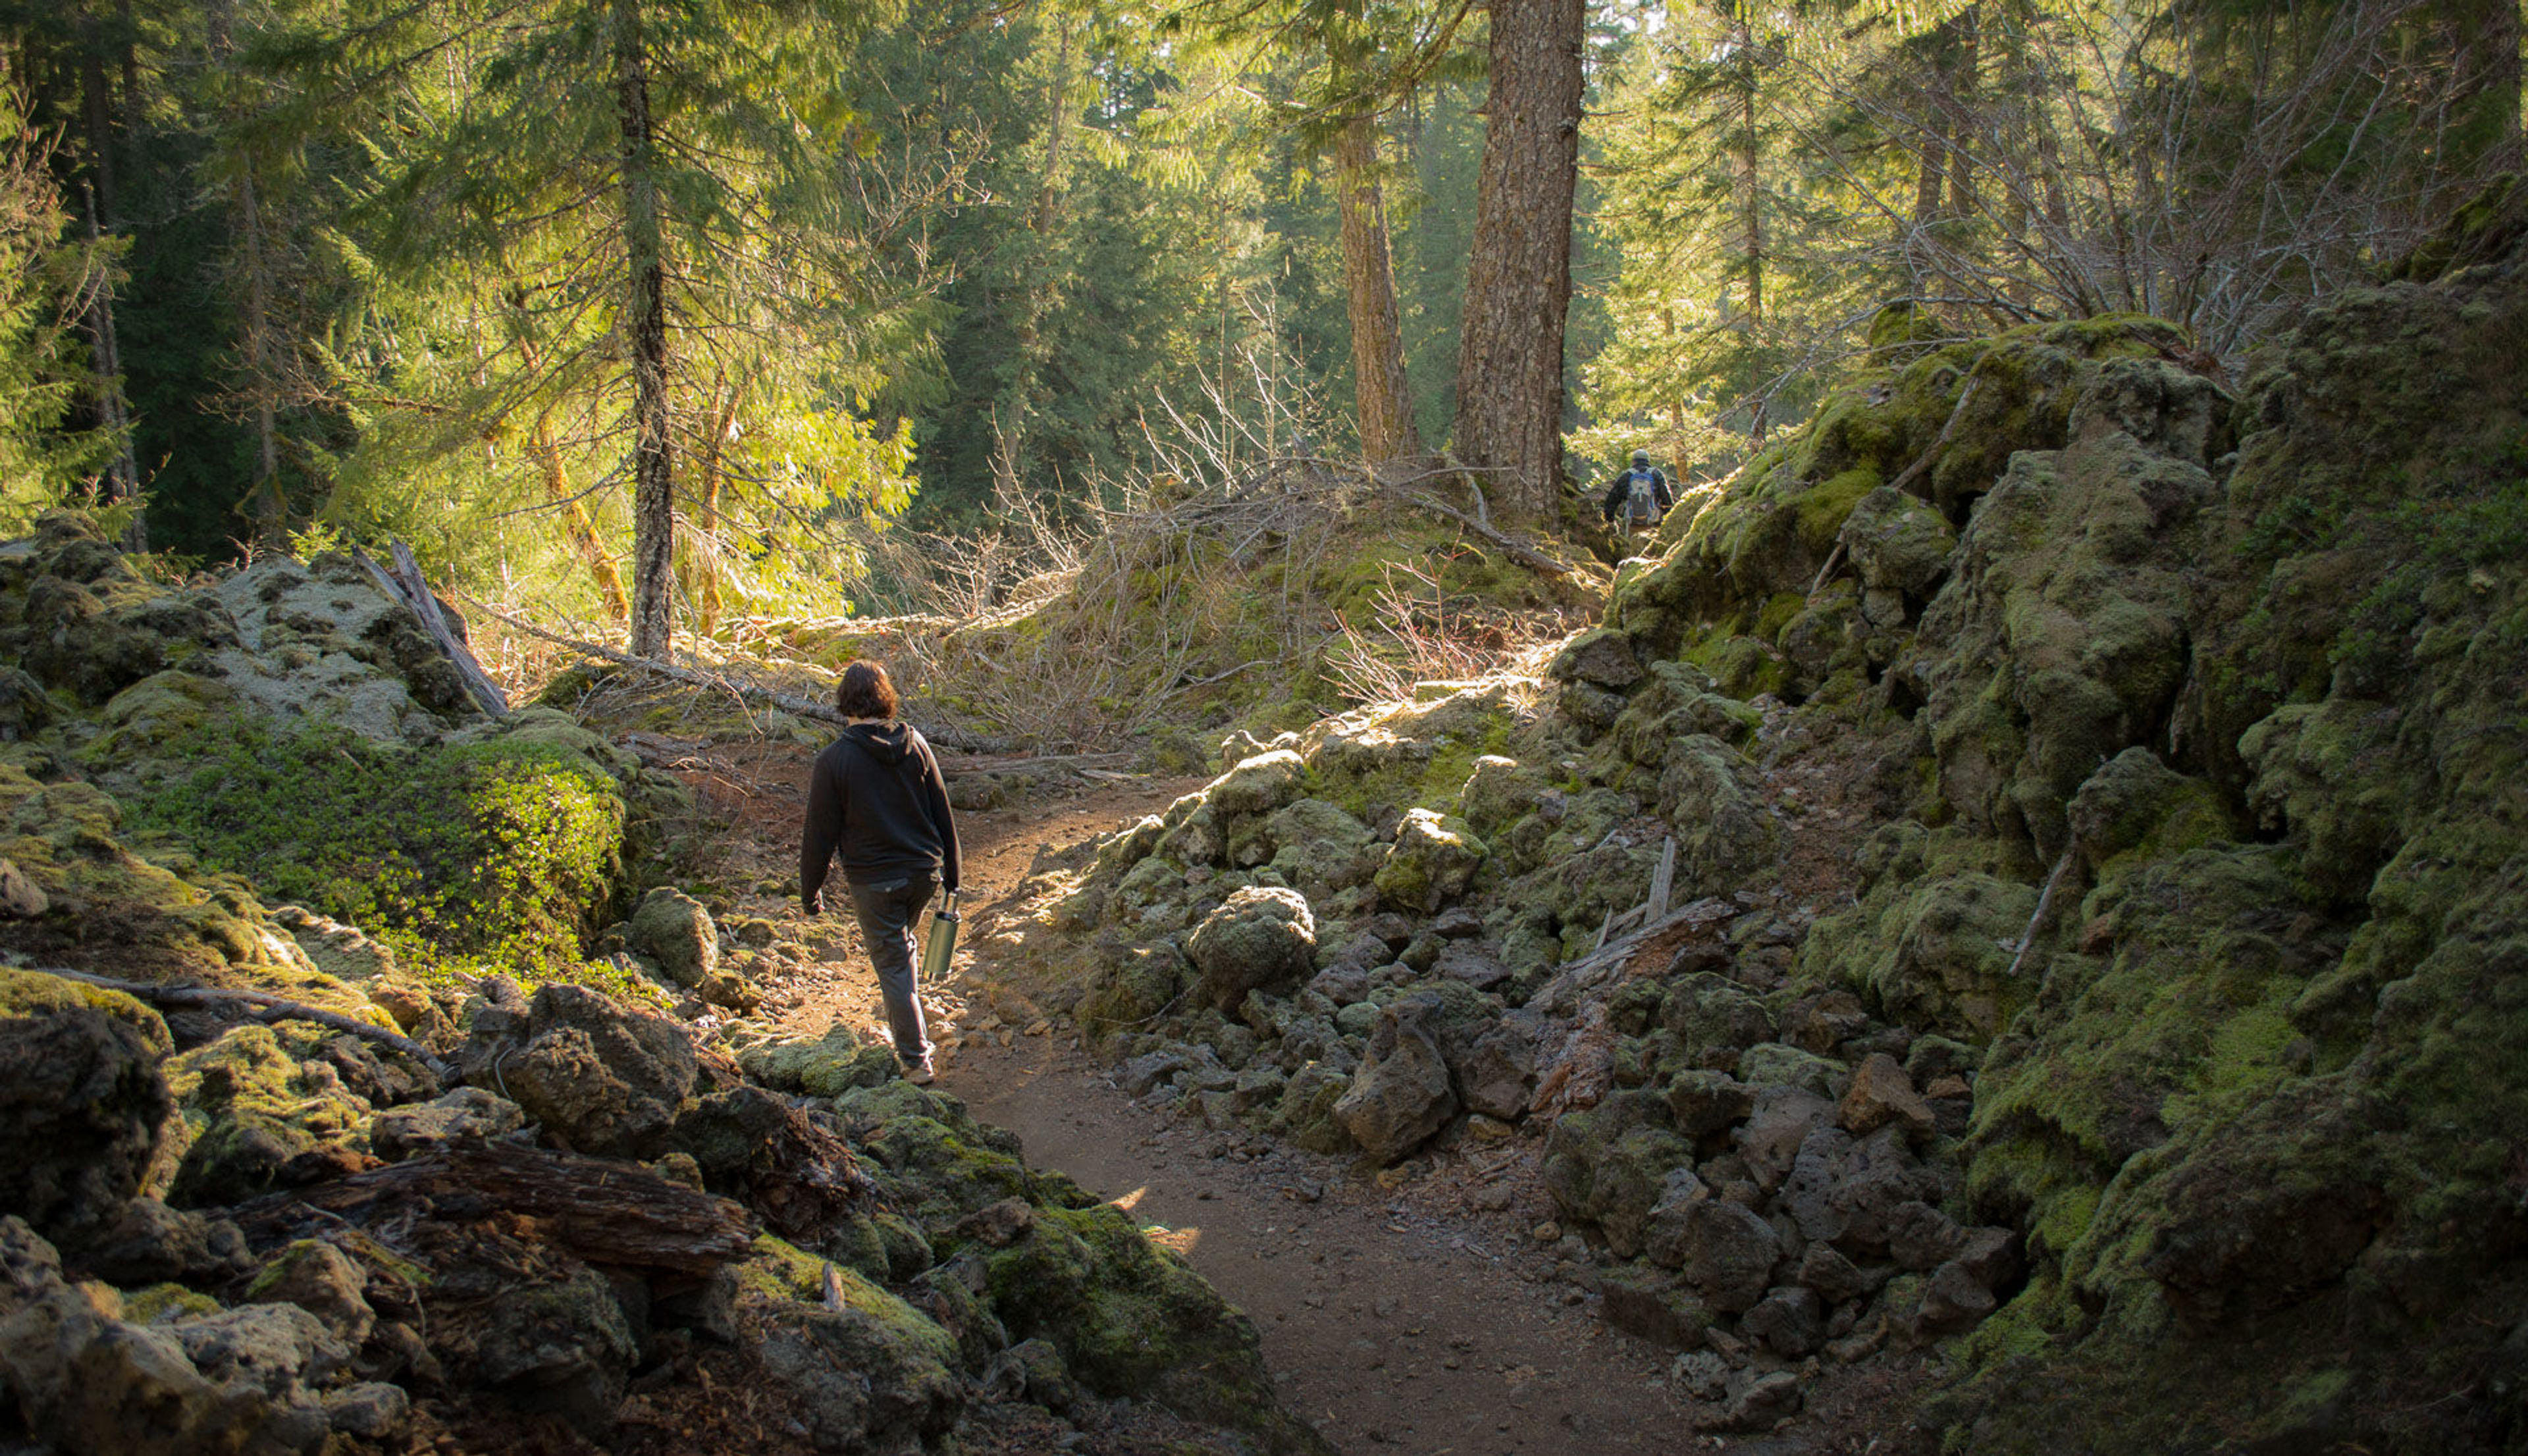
top-left (1538, 975), bottom-right (2016, 1430)
top-left (0, 961), bottom-right (1325, 1453)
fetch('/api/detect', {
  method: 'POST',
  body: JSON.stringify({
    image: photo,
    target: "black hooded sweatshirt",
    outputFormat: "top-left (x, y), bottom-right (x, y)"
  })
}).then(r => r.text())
top-left (800, 721), bottom-right (960, 911)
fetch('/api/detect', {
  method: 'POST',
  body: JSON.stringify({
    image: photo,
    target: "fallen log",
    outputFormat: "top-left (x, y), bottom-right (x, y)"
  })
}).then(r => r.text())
top-left (464, 597), bottom-right (1010, 754)
top-left (229, 1141), bottom-right (757, 1276)
top-left (32, 966), bottom-right (454, 1081)
top-left (1405, 491), bottom-right (1573, 577)
top-left (354, 545), bottom-right (510, 719)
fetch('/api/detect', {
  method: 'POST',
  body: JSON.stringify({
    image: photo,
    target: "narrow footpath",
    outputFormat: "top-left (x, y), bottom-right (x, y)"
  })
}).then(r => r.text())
top-left (685, 742), bottom-right (1900, 1456)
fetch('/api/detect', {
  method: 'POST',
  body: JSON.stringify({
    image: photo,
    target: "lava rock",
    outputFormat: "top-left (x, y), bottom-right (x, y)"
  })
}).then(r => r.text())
top-left (0, 970), bottom-right (176, 1253)
top-left (1332, 997), bottom-right (1458, 1163)
top-left (371, 1087), bottom-right (527, 1160)
top-left (627, 887), bottom-right (718, 989)
top-left (1186, 887), bottom-right (1317, 1011)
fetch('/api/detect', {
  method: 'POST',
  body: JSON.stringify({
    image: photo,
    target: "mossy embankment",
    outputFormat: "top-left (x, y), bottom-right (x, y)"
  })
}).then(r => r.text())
top-left (989, 184), bottom-right (2528, 1452)
top-left (0, 511), bottom-right (1340, 1453)
top-left (0, 517), bottom-right (691, 1002)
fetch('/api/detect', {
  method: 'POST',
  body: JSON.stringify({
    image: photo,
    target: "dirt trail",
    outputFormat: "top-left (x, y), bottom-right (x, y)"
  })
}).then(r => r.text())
top-left (679, 742), bottom-right (1887, 1456)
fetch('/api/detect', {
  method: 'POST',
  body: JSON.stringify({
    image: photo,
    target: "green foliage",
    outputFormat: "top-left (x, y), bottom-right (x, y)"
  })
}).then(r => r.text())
top-left (126, 715), bottom-right (631, 977)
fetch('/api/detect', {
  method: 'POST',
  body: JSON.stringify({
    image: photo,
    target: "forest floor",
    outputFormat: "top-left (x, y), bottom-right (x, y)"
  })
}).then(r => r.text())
top-left (670, 740), bottom-right (1916, 1456)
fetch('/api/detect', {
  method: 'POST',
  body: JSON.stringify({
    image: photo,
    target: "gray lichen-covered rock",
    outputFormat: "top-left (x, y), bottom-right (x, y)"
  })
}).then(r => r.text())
top-left (1839, 485), bottom-right (1958, 599)
top-left (464, 1262), bottom-right (639, 1432)
top-left (242, 1239), bottom-right (376, 1347)
top-left (627, 886), bottom-right (719, 989)
top-left (1185, 887), bottom-right (1315, 1011)
top-left (1673, 1199), bottom-right (1783, 1314)
top-left (1547, 627), bottom-right (1645, 689)
top-left (1456, 1014), bottom-right (1541, 1121)
top-left (1332, 997), bottom-right (1458, 1163)
top-left (1458, 755), bottom-right (1542, 836)
top-left (371, 1086), bottom-right (527, 1160)
top-left (80, 1198), bottom-right (250, 1287)
top-left (1204, 750), bottom-right (1307, 816)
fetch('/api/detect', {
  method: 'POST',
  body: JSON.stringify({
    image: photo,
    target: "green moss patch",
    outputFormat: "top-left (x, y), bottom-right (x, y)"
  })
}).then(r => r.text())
top-left (124, 712), bottom-right (635, 978)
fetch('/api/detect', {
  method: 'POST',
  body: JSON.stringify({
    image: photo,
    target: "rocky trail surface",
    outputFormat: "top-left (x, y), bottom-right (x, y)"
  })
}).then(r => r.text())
top-left (679, 740), bottom-right (1912, 1455)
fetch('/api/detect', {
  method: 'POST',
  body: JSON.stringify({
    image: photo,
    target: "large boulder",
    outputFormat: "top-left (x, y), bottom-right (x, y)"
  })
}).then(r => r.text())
top-left (1839, 485), bottom-right (1958, 599)
top-left (1456, 1014), bottom-right (1542, 1121)
top-left (495, 983), bottom-right (703, 1159)
top-left (464, 1262), bottom-right (639, 1432)
top-left (1332, 997), bottom-right (1458, 1164)
top-left (0, 970), bottom-right (175, 1252)
top-left (627, 887), bottom-right (718, 989)
top-left (728, 1237), bottom-right (964, 1453)
top-left (1672, 1199), bottom-right (1783, 1314)
top-left (1373, 808), bottom-right (1488, 914)
top-left (164, 1024), bottom-right (376, 1207)
top-left (1203, 750), bottom-right (1307, 816)
top-left (1185, 887), bottom-right (1316, 1011)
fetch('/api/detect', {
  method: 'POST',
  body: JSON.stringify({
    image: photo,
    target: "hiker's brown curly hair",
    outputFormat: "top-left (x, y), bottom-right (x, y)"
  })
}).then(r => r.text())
top-left (835, 660), bottom-right (899, 720)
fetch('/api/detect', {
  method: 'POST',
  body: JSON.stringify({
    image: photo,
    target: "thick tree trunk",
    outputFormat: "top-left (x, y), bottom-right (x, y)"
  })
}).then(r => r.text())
top-left (1945, 6), bottom-right (1982, 219)
top-left (614, 0), bottom-right (675, 659)
top-left (1450, 0), bottom-right (1583, 521)
top-left (1336, 113), bottom-right (1419, 467)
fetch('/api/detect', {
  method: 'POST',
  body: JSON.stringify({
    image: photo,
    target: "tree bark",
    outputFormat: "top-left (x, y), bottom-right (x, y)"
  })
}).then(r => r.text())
top-left (213, 0), bottom-right (285, 547)
top-left (1450, 0), bottom-right (1583, 520)
top-left (1731, 0), bottom-right (1766, 444)
top-left (614, 0), bottom-right (675, 659)
top-left (1336, 113), bottom-right (1420, 467)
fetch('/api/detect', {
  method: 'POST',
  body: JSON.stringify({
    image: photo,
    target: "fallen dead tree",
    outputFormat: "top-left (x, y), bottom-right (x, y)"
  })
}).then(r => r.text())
top-left (465, 596), bottom-right (1010, 753)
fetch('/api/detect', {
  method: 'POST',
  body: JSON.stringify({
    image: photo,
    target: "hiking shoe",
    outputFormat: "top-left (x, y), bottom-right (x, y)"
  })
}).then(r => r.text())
top-left (900, 1054), bottom-right (936, 1085)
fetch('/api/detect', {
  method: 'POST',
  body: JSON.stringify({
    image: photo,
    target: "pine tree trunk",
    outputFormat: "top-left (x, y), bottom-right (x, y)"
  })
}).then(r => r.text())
top-left (1336, 113), bottom-right (1419, 466)
top-left (1733, 3), bottom-right (1767, 445)
top-left (1450, 0), bottom-right (1583, 521)
top-left (614, 0), bottom-right (675, 659)
top-left (214, 0), bottom-right (285, 547)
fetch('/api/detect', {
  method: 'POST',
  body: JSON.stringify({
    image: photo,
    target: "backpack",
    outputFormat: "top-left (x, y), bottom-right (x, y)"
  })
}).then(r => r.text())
top-left (1623, 468), bottom-right (1659, 523)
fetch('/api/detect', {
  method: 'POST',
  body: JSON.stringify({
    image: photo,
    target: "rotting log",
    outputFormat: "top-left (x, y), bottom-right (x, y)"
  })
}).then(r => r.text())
top-left (33, 966), bottom-right (454, 1081)
top-left (463, 596), bottom-right (1010, 754)
top-left (229, 1141), bottom-right (756, 1276)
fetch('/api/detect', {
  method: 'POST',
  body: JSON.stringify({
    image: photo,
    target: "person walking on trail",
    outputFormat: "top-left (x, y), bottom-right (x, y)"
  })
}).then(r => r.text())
top-left (1600, 449), bottom-right (1675, 540)
top-left (800, 660), bottom-right (959, 1085)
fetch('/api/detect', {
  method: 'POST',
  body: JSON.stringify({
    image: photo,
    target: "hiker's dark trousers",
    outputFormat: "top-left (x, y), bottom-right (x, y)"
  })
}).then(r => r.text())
top-left (847, 874), bottom-right (935, 1062)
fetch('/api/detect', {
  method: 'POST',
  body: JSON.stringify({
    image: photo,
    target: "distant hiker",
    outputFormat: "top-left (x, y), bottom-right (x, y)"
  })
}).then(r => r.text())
top-left (1600, 449), bottom-right (1675, 538)
top-left (801, 660), bottom-right (960, 1085)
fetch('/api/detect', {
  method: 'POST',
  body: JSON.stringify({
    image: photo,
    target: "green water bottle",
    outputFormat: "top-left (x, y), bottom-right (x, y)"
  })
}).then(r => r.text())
top-left (920, 890), bottom-right (960, 981)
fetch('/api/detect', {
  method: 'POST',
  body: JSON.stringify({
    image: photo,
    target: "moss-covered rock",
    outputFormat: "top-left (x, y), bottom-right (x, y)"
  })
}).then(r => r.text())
top-left (115, 709), bottom-right (660, 979)
top-left (1185, 886), bottom-right (1315, 1010)
top-left (731, 1235), bottom-right (964, 1452)
top-left (1373, 808), bottom-right (1487, 914)
top-left (982, 1201), bottom-right (1313, 1447)
top-left (0, 968), bottom-right (176, 1250)
top-left (163, 1024), bottom-right (375, 1207)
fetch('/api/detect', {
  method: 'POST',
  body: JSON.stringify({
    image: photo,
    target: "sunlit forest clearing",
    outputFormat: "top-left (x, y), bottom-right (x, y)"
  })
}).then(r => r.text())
top-left (0, 0), bottom-right (2521, 1452)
